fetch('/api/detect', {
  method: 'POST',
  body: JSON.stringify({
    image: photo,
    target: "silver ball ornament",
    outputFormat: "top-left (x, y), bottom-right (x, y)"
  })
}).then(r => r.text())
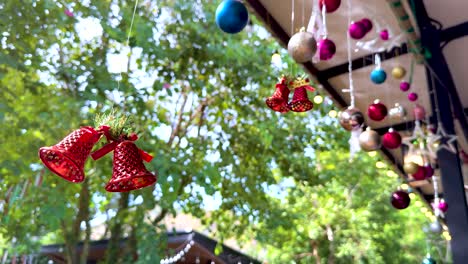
top-left (359, 127), bottom-right (381, 151)
top-left (287, 30), bottom-right (317, 63)
top-left (388, 103), bottom-right (406, 120)
top-left (429, 221), bottom-right (442, 234)
top-left (339, 107), bottom-right (364, 131)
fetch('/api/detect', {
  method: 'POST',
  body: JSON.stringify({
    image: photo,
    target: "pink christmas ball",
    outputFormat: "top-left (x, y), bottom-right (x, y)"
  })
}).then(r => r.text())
top-left (349, 22), bottom-right (367, 40)
top-left (382, 130), bottom-right (402, 149)
top-left (319, 0), bottom-right (341, 13)
top-left (380, 29), bottom-right (389, 40)
top-left (360, 18), bottom-right (373, 33)
top-left (400, 81), bottom-right (410, 91)
top-left (408, 92), bottom-right (418, 102)
top-left (413, 104), bottom-right (426, 120)
top-left (412, 165), bottom-right (426, 180)
top-left (391, 190), bottom-right (410, 209)
top-left (318, 38), bottom-right (336, 60)
top-left (367, 101), bottom-right (388, 121)
top-left (438, 201), bottom-right (448, 212)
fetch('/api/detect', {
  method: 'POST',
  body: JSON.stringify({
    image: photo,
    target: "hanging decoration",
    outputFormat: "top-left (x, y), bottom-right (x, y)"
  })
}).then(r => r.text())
top-left (319, 0), bottom-right (341, 13)
top-left (391, 66), bottom-right (406, 79)
top-left (379, 29), bottom-right (390, 40)
top-left (317, 4), bottom-right (336, 61)
top-left (288, 28), bottom-right (317, 63)
top-left (367, 100), bottom-right (388, 121)
top-left (38, 127), bottom-right (102, 183)
top-left (359, 18), bottom-right (373, 32)
top-left (388, 103), bottom-right (406, 120)
top-left (338, 107), bottom-right (364, 131)
top-left (359, 127), bottom-right (381, 151)
top-left (348, 21), bottom-right (367, 40)
top-left (382, 128), bottom-right (402, 149)
top-left (266, 77), bottom-right (291, 113)
top-left (400, 81), bottom-right (411, 91)
top-left (288, 76), bottom-right (315, 112)
top-left (390, 190), bottom-right (410, 209)
top-left (370, 55), bottom-right (387, 84)
top-left (215, 0), bottom-right (249, 34)
top-left (437, 200), bottom-right (448, 213)
top-left (408, 92), bottom-right (418, 102)
top-left (403, 161), bottom-right (419, 175)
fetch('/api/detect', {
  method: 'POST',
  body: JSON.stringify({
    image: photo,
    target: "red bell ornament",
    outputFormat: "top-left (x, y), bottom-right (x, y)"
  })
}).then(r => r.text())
top-left (367, 100), bottom-right (388, 121)
top-left (288, 77), bottom-right (314, 112)
top-left (39, 127), bottom-right (101, 183)
top-left (106, 141), bottom-right (157, 192)
top-left (382, 129), bottom-right (402, 149)
top-left (266, 79), bottom-right (291, 113)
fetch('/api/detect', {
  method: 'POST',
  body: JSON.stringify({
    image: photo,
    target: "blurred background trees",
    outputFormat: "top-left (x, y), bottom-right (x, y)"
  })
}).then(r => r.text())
top-left (0, 0), bottom-right (446, 263)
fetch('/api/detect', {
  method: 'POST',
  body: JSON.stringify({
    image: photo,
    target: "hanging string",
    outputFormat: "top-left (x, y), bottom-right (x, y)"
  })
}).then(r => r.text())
top-left (291, 0), bottom-right (295, 35)
top-left (116, 0), bottom-right (140, 94)
top-left (302, 0), bottom-right (305, 27)
top-left (321, 4), bottom-right (328, 38)
top-left (346, 0), bottom-right (355, 108)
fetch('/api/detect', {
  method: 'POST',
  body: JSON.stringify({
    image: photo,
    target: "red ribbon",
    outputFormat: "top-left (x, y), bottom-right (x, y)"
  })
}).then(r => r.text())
top-left (91, 126), bottom-right (153, 162)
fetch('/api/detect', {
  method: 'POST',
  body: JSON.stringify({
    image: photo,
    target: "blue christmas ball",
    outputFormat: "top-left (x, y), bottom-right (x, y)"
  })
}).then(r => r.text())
top-left (215, 0), bottom-right (249, 34)
top-left (370, 68), bottom-right (387, 84)
top-left (422, 257), bottom-right (436, 264)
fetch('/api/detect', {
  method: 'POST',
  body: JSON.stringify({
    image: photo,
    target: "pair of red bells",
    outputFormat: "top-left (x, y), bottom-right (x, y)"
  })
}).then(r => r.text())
top-left (266, 77), bottom-right (315, 113)
top-left (38, 126), bottom-right (157, 192)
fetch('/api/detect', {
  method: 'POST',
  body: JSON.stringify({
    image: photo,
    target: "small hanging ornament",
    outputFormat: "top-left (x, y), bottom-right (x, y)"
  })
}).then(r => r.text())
top-left (389, 103), bottom-right (406, 120)
top-left (424, 164), bottom-right (434, 178)
top-left (370, 68), bottom-right (387, 84)
top-left (379, 29), bottom-right (389, 40)
top-left (288, 28), bottom-right (317, 63)
top-left (339, 107), bottom-right (364, 131)
top-left (413, 104), bottom-right (426, 120)
top-left (319, 0), bottom-right (341, 13)
top-left (215, 0), bottom-right (249, 34)
top-left (359, 18), bottom-right (373, 33)
top-left (400, 81), bottom-right (411, 91)
top-left (437, 200), bottom-right (448, 213)
top-left (359, 127), bottom-right (381, 151)
top-left (429, 221), bottom-right (442, 234)
top-left (287, 77), bottom-right (315, 112)
top-left (391, 190), bottom-right (410, 209)
top-left (367, 100), bottom-right (388, 121)
top-left (412, 165), bottom-right (427, 180)
top-left (408, 92), bottom-right (418, 102)
top-left (382, 128), bottom-right (402, 149)
top-left (317, 38), bottom-right (336, 60)
top-left (348, 21), bottom-right (367, 40)
top-left (403, 161), bottom-right (419, 175)
top-left (266, 77), bottom-right (291, 113)
top-left (370, 54), bottom-right (386, 84)
top-left (391, 66), bottom-right (406, 79)
top-left (39, 127), bottom-right (103, 183)
top-left (421, 256), bottom-right (436, 264)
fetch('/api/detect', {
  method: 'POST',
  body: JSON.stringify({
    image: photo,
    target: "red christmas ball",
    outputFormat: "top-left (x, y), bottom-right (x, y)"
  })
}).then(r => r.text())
top-left (412, 165), bottom-right (426, 180)
top-left (382, 129), bottom-right (402, 149)
top-left (367, 101), bottom-right (388, 121)
top-left (360, 18), bottom-right (373, 33)
top-left (400, 81), bottom-right (410, 91)
top-left (438, 201), bottom-right (448, 212)
top-left (319, 0), bottom-right (341, 13)
top-left (408, 92), bottom-right (418, 102)
top-left (349, 22), bottom-right (366, 39)
top-left (317, 38), bottom-right (336, 60)
top-left (391, 190), bottom-right (410, 209)
top-left (424, 164), bottom-right (434, 178)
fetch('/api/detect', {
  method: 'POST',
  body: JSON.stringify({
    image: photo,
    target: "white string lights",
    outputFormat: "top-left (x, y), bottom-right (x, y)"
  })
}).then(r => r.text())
top-left (160, 240), bottom-right (195, 264)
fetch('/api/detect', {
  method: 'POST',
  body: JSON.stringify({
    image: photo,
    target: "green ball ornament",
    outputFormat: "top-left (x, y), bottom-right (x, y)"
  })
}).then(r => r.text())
top-left (403, 161), bottom-right (419, 175)
top-left (422, 257), bottom-right (436, 264)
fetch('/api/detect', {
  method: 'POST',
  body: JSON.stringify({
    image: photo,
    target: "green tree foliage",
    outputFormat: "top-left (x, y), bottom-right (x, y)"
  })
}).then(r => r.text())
top-left (0, 0), bottom-right (446, 263)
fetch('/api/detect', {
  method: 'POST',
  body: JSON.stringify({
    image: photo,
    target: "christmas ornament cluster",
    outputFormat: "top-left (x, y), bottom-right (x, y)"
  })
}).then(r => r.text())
top-left (266, 76), bottom-right (316, 113)
top-left (38, 115), bottom-right (157, 193)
